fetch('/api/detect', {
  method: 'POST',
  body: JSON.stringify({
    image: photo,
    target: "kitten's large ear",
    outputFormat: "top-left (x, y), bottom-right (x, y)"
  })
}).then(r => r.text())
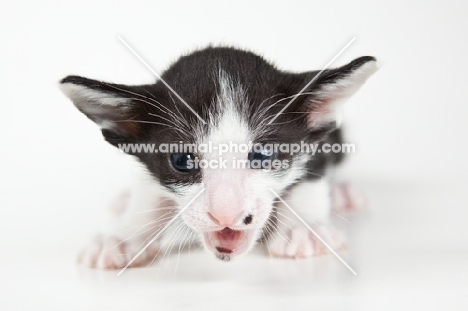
top-left (301, 56), bottom-right (379, 129)
top-left (59, 76), bottom-right (146, 145)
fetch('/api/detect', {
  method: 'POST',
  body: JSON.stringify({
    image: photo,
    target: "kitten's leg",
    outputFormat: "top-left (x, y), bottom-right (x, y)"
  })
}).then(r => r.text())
top-left (78, 178), bottom-right (174, 269)
top-left (267, 179), bottom-right (345, 258)
top-left (332, 182), bottom-right (368, 213)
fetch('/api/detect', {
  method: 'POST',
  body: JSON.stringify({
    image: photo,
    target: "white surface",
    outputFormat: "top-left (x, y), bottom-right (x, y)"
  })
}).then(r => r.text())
top-left (1, 180), bottom-right (467, 310)
top-left (1, 0), bottom-right (468, 310)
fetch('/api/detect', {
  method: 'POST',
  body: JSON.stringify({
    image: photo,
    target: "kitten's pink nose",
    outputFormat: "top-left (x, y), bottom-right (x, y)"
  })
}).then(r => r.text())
top-left (207, 211), bottom-right (244, 226)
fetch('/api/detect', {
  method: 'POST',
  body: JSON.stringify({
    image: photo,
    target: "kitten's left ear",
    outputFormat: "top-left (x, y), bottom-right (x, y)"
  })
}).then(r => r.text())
top-left (59, 76), bottom-right (148, 146)
top-left (301, 56), bottom-right (379, 128)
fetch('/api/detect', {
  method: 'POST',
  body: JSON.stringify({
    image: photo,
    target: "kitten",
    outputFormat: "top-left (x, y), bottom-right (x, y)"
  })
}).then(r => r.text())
top-left (60, 47), bottom-right (377, 268)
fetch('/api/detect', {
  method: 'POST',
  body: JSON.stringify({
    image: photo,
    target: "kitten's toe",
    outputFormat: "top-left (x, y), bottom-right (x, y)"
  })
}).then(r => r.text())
top-left (267, 225), bottom-right (345, 259)
top-left (78, 235), bottom-right (159, 269)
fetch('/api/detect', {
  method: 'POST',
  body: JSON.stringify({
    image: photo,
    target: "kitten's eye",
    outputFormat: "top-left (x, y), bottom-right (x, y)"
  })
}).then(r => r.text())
top-left (248, 149), bottom-right (277, 169)
top-left (170, 153), bottom-right (198, 173)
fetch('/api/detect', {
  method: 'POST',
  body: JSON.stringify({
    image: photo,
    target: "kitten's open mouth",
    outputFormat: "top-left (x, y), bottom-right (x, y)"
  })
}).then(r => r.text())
top-left (203, 227), bottom-right (253, 259)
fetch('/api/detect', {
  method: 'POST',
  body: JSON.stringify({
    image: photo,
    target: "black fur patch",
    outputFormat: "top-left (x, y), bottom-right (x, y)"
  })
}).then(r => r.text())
top-left (60, 47), bottom-right (375, 191)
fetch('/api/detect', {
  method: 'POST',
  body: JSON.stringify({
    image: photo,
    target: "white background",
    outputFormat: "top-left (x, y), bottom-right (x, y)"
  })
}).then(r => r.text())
top-left (1, 0), bottom-right (467, 310)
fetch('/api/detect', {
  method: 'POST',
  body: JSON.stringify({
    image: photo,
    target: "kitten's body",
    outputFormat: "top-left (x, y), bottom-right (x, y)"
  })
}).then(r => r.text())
top-left (61, 47), bottom-right (377, 268)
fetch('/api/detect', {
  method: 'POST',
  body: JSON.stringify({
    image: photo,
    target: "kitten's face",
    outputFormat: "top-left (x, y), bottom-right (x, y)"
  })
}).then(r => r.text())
top-left (60, 47), bottom-right (377, 260)
top-left (168, 76), bottom-right (311, 259)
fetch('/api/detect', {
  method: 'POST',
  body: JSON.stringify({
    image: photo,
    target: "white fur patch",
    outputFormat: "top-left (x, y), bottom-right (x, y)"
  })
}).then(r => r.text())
top-left (197, 71), bottom-right (252, 224)
top-left (179, 71), bottom-right (277, 255)
top-left (207, 70), bottom-right (250, 145)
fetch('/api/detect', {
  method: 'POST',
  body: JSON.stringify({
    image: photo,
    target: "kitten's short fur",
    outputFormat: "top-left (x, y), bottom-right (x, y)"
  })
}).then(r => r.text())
top-left (60, 47), bottom-right (378, 268)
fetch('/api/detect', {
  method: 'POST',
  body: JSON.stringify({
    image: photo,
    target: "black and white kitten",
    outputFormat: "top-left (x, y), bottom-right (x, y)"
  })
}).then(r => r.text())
top-left (60, 47), bottom-right (377, 268)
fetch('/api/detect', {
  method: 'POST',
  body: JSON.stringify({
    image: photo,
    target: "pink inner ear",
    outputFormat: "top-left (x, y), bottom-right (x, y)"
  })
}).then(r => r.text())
top-left (306, 98), bottom-right (335, 128)
top-left (304, 60), bottom-right (379, 129)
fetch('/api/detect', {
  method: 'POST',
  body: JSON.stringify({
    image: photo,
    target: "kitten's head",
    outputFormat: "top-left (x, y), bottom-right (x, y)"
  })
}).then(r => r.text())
top-left (60, 47), bottom-right (377, 260)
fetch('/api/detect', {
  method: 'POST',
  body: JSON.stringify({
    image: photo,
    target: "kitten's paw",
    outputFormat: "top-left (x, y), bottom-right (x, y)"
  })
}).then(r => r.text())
top-left (267, 225), bottom-right (346, 259)
top-left (77, 235), bottom-right (159, 269)
top-left (332, 183), bottom-right (368, 212)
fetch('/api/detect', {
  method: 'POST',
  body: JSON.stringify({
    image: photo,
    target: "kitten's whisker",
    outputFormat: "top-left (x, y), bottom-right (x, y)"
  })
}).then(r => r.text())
top-left (132, 206), bottom-right (178, 215)
top-left (148, 112), bottom-right (182, 129)
top-left (274, 211), bottom-right (298, 224)
top-left (271, 223), bottom-right (291, 246)
top-left (267, 114), bottom-right (306, 126)
top-left (156, 221), bottom-right (186, 276)
top-left (116, 119), bottom-right (188, 136)
top-left (163, 224), bottom-right (186, 277)
top-left (98, 83), bottom-right (184, 126)
top-left (147, 219), bottom-right (184, 268)
top-left (331, 212), bottom-right (351, 225)
top-left (272, 215), bottom-right (296, 232)
top-left (264, 224), bottom-right (282, 248)
top-left (168, 91), bottom-right (184, 121)
top-left (104, 212), bottom-right (178, 253)
top-left (252, 93), bottom-right (285, 122)
top-left (174, 226), bottom-right (191, 276)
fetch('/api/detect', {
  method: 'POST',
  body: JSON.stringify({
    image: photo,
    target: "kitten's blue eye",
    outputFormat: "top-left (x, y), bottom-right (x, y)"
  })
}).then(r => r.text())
top-left (248, 149), bottom-right (277, 169)
top-left (170, 153), bottom-right (198, 173)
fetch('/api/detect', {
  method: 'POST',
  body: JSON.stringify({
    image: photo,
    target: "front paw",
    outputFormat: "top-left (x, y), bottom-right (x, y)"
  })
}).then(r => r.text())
top-left (267, 225), bottom-right (346, 259)
top-left (77, 235), bottom-right (159, 269)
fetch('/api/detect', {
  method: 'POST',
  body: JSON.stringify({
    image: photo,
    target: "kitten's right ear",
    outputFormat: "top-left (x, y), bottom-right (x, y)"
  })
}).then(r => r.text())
top-left (59, 76), bottom-right (145, 145)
